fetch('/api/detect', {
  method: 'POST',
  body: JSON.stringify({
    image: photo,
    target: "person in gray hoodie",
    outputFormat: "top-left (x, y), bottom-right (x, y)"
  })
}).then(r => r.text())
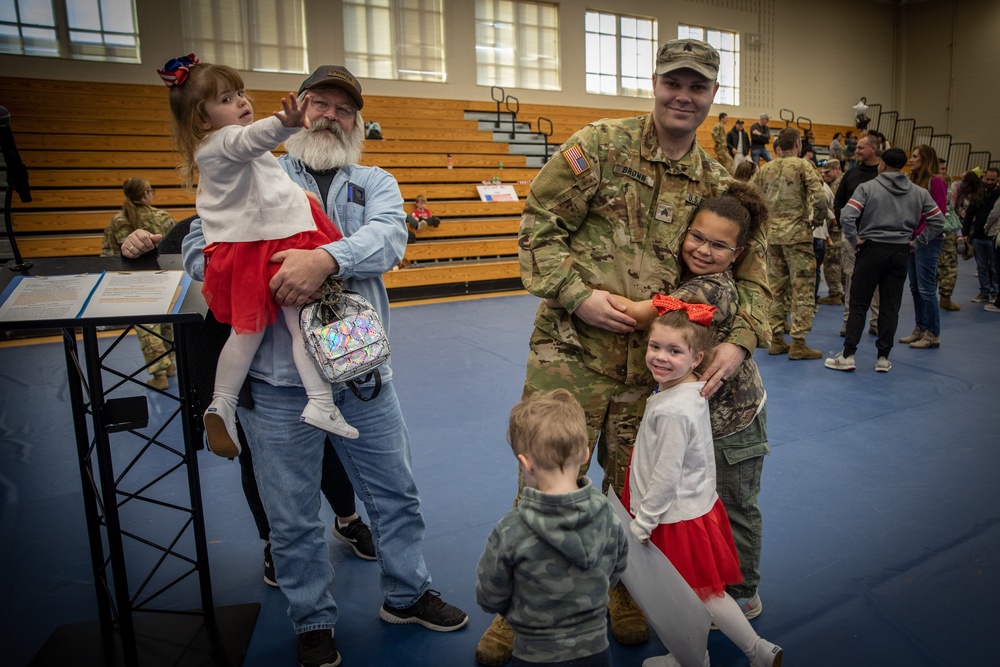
top-left (476, 390), bottom-right (629, 667)
top-left (825, 147), bottom-right (945, 372)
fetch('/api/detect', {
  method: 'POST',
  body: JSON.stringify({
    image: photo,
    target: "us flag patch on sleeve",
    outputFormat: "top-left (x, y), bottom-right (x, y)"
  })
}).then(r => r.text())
top-left (562, 145), bottom-right (591, 176)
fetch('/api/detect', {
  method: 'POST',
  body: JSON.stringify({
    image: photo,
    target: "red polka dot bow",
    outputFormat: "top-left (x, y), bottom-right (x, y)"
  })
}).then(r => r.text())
top-left (652, 294), bottom-right (716, 326)
top-left (157, 53), bottom-right (200, 87)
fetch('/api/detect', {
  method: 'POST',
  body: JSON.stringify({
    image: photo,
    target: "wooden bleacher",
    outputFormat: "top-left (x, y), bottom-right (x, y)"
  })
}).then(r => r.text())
top-left (0, 76), bottom-right (855, 299)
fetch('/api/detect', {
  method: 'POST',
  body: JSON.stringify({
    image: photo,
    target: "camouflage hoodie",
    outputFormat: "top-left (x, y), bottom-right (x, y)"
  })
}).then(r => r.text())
top-left (475, 477), bottom-right (629, 663)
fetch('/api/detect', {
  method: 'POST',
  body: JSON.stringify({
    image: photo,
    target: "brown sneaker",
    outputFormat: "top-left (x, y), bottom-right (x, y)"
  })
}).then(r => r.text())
top-left (768, 335), bottom-right (790, 356)
top-left (939, 296), bottom-right (960, 311)
top-left (475, 615), bottom-right (514, 667)
top-left (898, 326), bottom-right (923, 344)
top-left (608, 581), bottom-right (648, 645)
top-left (817, 294), bottom-right (843, 305)
top-left (788, 338), bottom-right (822, 360)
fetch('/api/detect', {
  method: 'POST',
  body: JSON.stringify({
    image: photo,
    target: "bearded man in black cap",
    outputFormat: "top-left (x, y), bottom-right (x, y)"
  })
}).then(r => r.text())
top-left (182, 65), bottom-right (468, 667)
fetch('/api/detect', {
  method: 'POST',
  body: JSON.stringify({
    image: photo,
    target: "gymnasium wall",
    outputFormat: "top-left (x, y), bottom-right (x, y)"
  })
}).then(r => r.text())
top-left (2, 0), bottom-right (993, 157)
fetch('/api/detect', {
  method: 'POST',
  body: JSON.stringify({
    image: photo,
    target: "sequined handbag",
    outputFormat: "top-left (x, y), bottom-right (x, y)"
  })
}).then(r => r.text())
top-left (300, 289), bottom-right (390, 401)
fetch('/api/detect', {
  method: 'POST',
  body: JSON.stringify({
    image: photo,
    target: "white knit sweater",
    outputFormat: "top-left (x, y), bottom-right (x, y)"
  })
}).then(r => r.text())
top-left (195, 116), bottom-right (314, 244)
top-left (628, 381), bottom-right (719, 542)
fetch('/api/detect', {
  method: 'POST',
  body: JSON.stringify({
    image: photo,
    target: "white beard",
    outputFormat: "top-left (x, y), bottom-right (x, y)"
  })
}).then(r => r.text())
top-left (284, 117), bottom-right (365, 171)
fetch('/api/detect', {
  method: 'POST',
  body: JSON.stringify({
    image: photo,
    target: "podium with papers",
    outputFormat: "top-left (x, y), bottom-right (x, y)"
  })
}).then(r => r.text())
top-left (1, 255), bottom-right (258, 667)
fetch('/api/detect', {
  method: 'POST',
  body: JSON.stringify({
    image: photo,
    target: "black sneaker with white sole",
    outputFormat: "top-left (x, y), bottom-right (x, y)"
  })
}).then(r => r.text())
top-left (297, 629), bottom-right (341, 667)
top-left (379, 590), bottom-right (469, 632)
top-left (263, 542), bottom-right (278, 588)
top-left (332, 517), bottom-right (376, 561)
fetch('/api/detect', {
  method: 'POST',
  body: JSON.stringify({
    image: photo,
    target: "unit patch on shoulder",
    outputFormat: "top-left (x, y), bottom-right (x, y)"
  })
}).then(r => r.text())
top-left (562, 145), bottom-right (591, 176)
top-left (613, 164), bottom-right (654, 187)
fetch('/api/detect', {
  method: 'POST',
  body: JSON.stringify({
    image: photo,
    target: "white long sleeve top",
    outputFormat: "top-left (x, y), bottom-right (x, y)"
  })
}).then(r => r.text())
top-left (195, 116), bottom-right (314, 244)
top-left (628, 381), bottom-right (719, 542)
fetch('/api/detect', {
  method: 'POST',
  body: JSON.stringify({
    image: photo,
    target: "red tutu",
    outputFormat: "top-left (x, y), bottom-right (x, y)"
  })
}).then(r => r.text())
top-left (202, 198), bottom-right (342, 334)
top-left (621, 464), bottom-right (743, 601)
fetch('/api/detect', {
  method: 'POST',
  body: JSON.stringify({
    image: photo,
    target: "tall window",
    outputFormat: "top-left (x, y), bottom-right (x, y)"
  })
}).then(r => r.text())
top-left (677, 24), bottom-right (739, 105)
top-left (0, 0), bottom-right (139, 63)
top-left (585, 11), bottom-right (657, 98)
top-left (343, 0), bottom-right (446, 82)
top-left (475, 0), bottom-right (560, 91)
top-left (180, 0), bottom-right (307, 74)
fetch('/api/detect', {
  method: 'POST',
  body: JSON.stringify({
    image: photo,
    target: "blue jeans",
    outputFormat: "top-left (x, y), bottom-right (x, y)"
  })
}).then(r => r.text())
top-left (907, 238), bottom-right (943, 336)
top-left (972, 238), bottom-right (999, 296)
top-left (751, 146), bottom-right (772, 164)
top-left (239, 378), bottom-right (429, 633)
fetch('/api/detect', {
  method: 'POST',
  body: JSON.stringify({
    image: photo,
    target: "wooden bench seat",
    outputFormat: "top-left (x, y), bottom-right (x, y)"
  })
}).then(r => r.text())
top-left (402, 237), bottom-right (517, 262)
top-left (399, 183), bottom-right (530, 201)
top-left (383, 259), bottom-right (520, 290)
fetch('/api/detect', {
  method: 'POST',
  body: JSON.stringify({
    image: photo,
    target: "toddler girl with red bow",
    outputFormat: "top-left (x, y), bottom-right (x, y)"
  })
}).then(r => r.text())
top-left (621, 295), bottom-right (782, 667)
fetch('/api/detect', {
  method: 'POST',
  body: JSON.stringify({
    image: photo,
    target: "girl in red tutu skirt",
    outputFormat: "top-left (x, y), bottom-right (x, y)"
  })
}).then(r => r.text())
top-left (160, 54), bottom-right (358, 457)
top-left (622, 298), bottom-right (781, 667)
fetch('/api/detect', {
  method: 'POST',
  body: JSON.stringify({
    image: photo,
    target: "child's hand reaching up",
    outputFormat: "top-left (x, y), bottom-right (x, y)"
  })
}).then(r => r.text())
top-left (275, 92), bottom-right (311, 129)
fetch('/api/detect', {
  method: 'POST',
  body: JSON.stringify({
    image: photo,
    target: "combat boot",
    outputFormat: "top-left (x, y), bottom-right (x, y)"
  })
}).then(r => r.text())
top-left (608, 581), bottom-right (648, 645)
top-left (939, 296), bottom-right (960, 311)
top-left (817, 294), bottom-right (843, 305)
top-left (909, 331), bottom-right (941, 349)
top-left (147, 372), bottom-right (169, 390)
top-left (475, 615), bottom-right (514, 667)
top-left (768, 334), bottom-right (790, 355)
top-left (788, 338), bottom-right (822, 360)
top-left (898, 326), bottom-right (923, 344)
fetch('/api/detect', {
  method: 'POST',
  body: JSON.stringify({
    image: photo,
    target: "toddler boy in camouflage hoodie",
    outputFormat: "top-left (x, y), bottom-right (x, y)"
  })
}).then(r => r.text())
top-left (476, 390), bottom-right (629, 666)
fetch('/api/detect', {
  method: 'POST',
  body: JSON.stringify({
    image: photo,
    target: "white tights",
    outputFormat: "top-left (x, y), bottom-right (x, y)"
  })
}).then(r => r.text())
top-left (704, 593), bottom-right (762, 658)
top-left (214, 305), bottom-right (333, 407)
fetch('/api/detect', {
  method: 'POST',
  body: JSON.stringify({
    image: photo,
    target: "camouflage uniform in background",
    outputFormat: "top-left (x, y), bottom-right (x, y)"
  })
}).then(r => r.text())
top-left (519, 114), bottom-right (771, 497)
top-left (101, 207), bottom-right (177, 375)
top-left (822, 173), bottom-right (845, 298)
top-left (937, 232), bottom-right (959, 297)
top-left (752, 155), bottom-right (828, 340)
top-left (937, 179), bottom-right (963, 300)
top-left (712, 120), bottom-right (734, 174)
top-left (672, 270), bottom-right (767, 600)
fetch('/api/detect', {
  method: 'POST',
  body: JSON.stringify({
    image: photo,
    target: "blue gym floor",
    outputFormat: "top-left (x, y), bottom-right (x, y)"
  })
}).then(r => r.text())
top-left (1, 267), bottom-right (998, 666)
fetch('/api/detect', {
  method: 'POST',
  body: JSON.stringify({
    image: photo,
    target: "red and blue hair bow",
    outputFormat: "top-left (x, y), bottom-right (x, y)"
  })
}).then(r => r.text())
top-left (157, 53), bottom-right (200, 87)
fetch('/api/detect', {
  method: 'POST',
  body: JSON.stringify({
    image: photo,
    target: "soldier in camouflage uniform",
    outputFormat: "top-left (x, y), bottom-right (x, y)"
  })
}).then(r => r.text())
top-left (752, 127), bottom-right (828, 359)
top-left (712, 112), bottom-right (734, 174)
top-left (475, 38), bottom-right (771, 667)
top-left (937, 162), bottom-right (960, 310)
top-left (818, 159), bottom-right (845, 304)
top-left (101, 177), bottom-right (177, 389)
top-left (476, 390), bottom-right (628, 667)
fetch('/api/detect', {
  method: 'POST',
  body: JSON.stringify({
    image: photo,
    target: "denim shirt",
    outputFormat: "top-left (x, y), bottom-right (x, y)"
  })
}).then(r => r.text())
top-left (182, 157), bottom-right (408, 387)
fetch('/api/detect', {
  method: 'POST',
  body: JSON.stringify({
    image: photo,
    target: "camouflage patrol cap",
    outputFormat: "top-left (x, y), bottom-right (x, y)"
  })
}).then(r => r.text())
top-left (655, 39), bottom-right (720, 80)
top-left (820, 159), bottom-right (841, 171)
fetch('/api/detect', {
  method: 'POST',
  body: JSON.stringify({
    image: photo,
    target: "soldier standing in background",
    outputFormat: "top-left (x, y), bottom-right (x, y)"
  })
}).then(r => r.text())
top-left (818, 159), bottom-right (845, 305)
top-left (713, 111), bottom-right (734, 173)
top-left (101, 177), bottom-right (177, 389)
top-left (936, 156), bottom-right (961, 311)
top-left (752, 127), bottom-right (828, 360)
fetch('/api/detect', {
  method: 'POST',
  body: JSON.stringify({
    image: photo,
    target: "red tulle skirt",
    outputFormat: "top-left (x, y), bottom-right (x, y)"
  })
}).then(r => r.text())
top-left (622, 463), bottom-right (743, 601)
top-left (202, 198), bottom-right (343, 334)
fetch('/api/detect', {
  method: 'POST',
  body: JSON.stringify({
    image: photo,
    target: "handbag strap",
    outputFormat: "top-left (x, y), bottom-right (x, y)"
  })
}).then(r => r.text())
top-left (347, 370), bottom-right (382, 402)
